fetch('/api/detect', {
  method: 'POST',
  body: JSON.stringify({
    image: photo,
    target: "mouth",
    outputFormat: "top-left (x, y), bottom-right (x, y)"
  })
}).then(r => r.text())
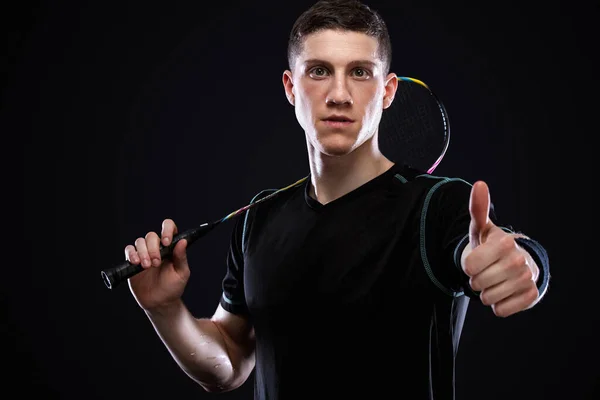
top-left (323, 115), bottom-right (355, 123)
top-left (322, 115), bottom-right (355, 128)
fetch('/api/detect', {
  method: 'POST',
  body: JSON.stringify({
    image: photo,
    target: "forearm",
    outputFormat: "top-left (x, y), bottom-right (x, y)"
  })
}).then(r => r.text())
top-left (145, 300), bottom-right (238, 392)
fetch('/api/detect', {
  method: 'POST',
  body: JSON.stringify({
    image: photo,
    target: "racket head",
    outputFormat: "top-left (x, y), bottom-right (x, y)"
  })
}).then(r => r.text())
top-left (378, 77), bottom-right (450, 174)
top-left (224, 77), bottom-right (450, 225)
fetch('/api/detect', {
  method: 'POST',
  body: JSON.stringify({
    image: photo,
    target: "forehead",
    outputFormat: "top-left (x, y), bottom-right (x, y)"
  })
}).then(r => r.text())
top-left (297, 29), bottom-right (380, 65)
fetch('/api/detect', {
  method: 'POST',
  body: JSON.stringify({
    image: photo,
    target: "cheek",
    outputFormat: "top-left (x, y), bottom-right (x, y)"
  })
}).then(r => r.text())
top-left (362, 88), bottom-right (384, 117)
top-left (293, 94), bottom-right (312, 132)
top-left (296, 85), bottom-right (320, 119)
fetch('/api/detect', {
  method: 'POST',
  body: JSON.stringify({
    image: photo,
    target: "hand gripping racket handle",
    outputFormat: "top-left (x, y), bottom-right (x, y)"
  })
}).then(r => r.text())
top-left (100, 221), bottom-right (218, 290)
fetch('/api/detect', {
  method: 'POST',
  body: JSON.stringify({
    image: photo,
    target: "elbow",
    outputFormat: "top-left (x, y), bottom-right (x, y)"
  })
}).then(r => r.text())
top-left (186, 360), bottom-right (252, 394)
top-left (196, 374), bottom-right (247, 394)
top-left (216, 362), bottom-right (255, 392)
top-left (198, 383), bottom-right (232, 394)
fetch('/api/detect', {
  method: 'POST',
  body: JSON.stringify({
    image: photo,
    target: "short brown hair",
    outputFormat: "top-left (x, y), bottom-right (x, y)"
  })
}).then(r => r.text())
top-left (287, 0), bottom-right (392, 74)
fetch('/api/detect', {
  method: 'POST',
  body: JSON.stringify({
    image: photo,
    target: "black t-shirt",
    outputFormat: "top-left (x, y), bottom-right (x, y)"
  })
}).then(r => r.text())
top-left (218, 163), bottom-right (547, 399)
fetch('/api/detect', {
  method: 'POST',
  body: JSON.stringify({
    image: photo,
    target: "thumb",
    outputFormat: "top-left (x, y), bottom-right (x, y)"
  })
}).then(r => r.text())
top-left (469, 180), bottom-right (491, 248)
top-left (171, 239), bottom-right (189, 273)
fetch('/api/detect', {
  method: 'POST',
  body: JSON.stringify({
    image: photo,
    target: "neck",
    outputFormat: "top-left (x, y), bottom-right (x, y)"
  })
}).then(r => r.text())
top-left (306, 135), bottom-right (394, 205)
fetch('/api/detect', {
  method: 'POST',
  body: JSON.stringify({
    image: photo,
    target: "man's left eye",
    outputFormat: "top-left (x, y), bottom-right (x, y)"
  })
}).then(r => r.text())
top-left (353, 68), bottom-right (370, 78)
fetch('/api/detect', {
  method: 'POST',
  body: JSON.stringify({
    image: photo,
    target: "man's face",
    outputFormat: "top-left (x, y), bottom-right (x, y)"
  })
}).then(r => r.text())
top-left (283, 29), bottom-right (396, 157)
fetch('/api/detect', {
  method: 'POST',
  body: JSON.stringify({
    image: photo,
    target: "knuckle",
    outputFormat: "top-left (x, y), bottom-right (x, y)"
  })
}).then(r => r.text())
top-left (492, 305), bottom-right (505, 317)
top-left (495, 306), bottom-right (511, 318)
top-left (515, 253), bottom-right (527, 266)
top-left (469, 278), bottom-right (478, 291)
top-left (520, 268), bottom-right (533, 282)
top-left (462, 264), bottom-right (470, 276)
top-left (480, 291), bottom-right (490, 305)
top-left (148, 250), bottom-right (159, 259)
top-left (526, 287), bottom-right (539, 303)
top-left (509, 253), bottom-right (526, 272)
top-left (500, 235), bottom-right (516, 252)
top-left (463, 256), bottom-right (474, 276)
top-left (145, 231), bottom-right (158, 241)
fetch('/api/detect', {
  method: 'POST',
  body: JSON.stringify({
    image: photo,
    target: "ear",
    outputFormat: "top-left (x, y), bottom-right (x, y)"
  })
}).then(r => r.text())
top-left (382, 72), bottom-right (398, 110)
top-left (282, 70), bottom-right (295, 106)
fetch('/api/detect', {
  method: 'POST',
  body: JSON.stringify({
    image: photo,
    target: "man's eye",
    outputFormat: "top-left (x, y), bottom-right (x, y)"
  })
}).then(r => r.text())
top-left (353, 68), bottom-right (370, 78)
top-left (310, 67), bottom-right (328, 77)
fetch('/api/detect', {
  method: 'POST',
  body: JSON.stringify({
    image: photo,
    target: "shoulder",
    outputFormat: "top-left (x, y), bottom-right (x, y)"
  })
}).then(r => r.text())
top-left (238, 176), bottom-right (308, 250)
top-left (243, 176), bottom-right (307, 216)
top-left (393, 165), bottom-right (473, 197)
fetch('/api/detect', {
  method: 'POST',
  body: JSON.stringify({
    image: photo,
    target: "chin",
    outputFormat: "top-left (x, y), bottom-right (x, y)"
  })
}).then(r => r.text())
top-left (313, 134), bottom-right (358, 157)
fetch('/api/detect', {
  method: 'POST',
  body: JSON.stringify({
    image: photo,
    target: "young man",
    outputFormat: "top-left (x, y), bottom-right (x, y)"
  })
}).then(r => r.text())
top-left (124, 1), bottom-right (550, 398)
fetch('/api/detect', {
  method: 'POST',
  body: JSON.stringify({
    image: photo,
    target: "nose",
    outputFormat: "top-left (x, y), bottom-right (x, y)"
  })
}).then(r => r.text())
top-left (325, 76), bottom-right (353, 106)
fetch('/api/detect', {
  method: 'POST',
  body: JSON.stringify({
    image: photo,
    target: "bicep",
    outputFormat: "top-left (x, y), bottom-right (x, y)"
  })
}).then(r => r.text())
top-left (213, 303), bottom-right (255, 347)
top-left (211, 303), bottom-right (255, 385)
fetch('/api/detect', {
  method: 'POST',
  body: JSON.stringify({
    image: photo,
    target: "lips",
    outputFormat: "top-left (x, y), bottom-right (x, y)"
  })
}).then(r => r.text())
top-left (323, 115), bottom-right (354, 122)
top-left (322, 118), bottom-right (354, 129)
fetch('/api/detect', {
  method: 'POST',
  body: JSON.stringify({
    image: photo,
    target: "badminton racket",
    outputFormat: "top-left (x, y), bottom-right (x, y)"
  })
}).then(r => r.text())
top-left (100, 76), bottom-right (450, 289)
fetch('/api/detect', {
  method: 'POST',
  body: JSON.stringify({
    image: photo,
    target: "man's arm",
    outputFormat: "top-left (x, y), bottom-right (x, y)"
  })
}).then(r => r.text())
top-left (145, 300), bottom-right (255, 392)
top-left (459, 181), bottom-right (551, 317)
top-left (146, 193), bottom-right (259, 392)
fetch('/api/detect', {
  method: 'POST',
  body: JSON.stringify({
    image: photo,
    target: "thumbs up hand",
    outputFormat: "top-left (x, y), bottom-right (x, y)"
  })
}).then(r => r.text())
top-left (461, 181), bottom-right (540, 317)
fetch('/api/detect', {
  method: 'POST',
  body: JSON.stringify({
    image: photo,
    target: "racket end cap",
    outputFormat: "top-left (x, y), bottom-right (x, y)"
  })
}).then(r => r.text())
top-left (101, 271), bottom-right (114, 290)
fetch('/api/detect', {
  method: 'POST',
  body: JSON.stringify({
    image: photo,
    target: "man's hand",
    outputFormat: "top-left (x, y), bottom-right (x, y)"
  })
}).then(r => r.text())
top-left (461, 181), bottom-right (540, 317)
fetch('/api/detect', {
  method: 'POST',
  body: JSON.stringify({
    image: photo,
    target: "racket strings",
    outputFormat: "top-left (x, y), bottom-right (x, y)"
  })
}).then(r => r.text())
top-left (379, 76), bottom-right (450, 174)
top-left (217, 76), bottom-right (449, 224)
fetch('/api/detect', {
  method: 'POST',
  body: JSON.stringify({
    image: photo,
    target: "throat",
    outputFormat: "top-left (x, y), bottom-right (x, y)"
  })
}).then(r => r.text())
top-left (309, 158), bottom-right (394, 205)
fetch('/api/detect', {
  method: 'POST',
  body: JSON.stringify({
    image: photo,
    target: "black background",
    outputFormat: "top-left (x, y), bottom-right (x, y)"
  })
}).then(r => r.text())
top-left (4, 0), bottom-right (598, 399)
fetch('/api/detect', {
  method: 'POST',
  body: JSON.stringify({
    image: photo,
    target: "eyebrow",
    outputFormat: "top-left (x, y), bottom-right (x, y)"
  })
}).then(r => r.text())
top-left (303, 59), bottom-right (377, 69)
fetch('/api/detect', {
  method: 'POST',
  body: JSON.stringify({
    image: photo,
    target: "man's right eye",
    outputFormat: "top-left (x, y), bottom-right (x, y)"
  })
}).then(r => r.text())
top-left (309, 67), bottom-right (328, 77)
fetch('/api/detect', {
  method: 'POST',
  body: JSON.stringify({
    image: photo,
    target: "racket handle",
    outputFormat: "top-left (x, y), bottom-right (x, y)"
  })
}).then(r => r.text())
top-left (100, 222), bottom-right (218, 290)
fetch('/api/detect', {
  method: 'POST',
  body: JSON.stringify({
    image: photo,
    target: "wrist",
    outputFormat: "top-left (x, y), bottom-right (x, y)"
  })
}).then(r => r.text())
top-left (145, 298), bottom-right (185, 319)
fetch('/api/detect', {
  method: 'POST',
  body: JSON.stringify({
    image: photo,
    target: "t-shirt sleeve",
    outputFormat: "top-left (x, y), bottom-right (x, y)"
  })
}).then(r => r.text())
top-left (423, 178), bottom-right (550, 299)
top-left (219, 210), bottom-right (251, 315)
top-left (421, 178), bottom-right (501, 298)
top-left (219, 189), bottom-right (275, 316)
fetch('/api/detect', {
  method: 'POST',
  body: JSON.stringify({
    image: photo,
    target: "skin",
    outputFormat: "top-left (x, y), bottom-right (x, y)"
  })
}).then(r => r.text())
top-left (282, 29), bottom-right (398, 205)
top-left (123, 28), bottom-right (544, 393)
top-left (461, 181), bottom-right (543, 317)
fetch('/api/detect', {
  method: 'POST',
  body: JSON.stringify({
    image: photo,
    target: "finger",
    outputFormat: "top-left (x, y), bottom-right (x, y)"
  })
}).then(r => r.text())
top-left (171, 238), bottom-right (189, 274)
top-left (134, 237), bottom-right (152, 269)
top-left (463, 232), bottom-right (520, 278)
top-left (145, 231), bottom-right (162, 267)
top-left (161, 219), bottom-right (178, 247)
top-left (479, 267), bottom-right (534, 306)
top-left (469, 248), bottom-right (528, 291)
top-left (491, 286), bottom-right (539, 318)
top-left (469, 181), bottom-right (491, 248)
top-left (124, 244), bottom-right (140, 265)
